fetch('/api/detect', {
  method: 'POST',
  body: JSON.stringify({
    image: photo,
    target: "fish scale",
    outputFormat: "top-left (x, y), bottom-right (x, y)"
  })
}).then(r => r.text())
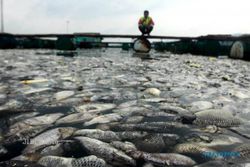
top-left (233, 144), bottom-right (250, 159)
top-left (38, 156), bottom-right (73, 167)
top-left (173, 143), bottom-right (218, 160)
top-left (71, 156), bottom-right (106, 167)
top-left (194, 110), bottom-right (242, 127)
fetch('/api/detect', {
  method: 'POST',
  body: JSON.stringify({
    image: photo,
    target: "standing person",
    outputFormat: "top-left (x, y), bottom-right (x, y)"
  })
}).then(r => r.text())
top-left (138, 10), bottom-right (155, 36)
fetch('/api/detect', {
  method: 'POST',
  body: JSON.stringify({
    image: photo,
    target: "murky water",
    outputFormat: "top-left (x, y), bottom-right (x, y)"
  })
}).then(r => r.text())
top-left (0, 49), bottom-right (250, 166)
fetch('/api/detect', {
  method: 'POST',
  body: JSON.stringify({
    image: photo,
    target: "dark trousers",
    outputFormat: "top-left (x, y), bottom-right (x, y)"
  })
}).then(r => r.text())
top-left (139, 25), bottom-right (153, 35)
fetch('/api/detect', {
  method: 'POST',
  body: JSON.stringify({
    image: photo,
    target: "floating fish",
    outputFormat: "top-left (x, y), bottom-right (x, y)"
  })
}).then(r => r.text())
top-left (109, 122), bottom-right (190, 134)
top-left (133, 134), bottom-right (166, 153)
top-left (56, 112), bottom-right (96, 125)
top-left (111, 141), bottom-right (137, 154)
top-left (0, 160), bottom-right (45, 167)
top-left (75, 103), bottom-right (116, 114)
top-left (7, 113), bottom-right (64, 136)
top-left (131, 151), bottom-right (196, 166)
top-left (75, 137), bottom-right (136, 166)
top-left (84, 113), bottom-right (122, 127)
top-left (73, 129), bottom-right (120, 142)
top-left (4, 125), bottom-right (51, 145)
top-left (174, 143), bottom-right (218, 161)
top-left (53, 91), bottom-right (75, 101)
top-left (0, 98), bottom-right (35, 117)
top-left (194, 109), bottom-right (242, 127)
top-left (71, 155), bottom-right (106, 167)
top-left (8, 112), bottom-right (40, 125)
top-left (23, 127), bottom-right (76, 154)
top-left (116, 131), bottom-right (149, 140)
top-left (233, 143), bottom-right (250, 160)
top-left (39, 155), bottom-right (106, 167)
top-left (23, 88), bottom-right (52, 95)
top-left (38, 156), bottom-right (73, 167)
top-left (113, 106), bottom-right (150, 117)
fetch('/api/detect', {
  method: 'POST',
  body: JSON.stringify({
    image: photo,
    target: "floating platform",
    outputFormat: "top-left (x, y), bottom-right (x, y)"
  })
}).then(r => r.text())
top-left (1, 33), bottom-right (250, 60)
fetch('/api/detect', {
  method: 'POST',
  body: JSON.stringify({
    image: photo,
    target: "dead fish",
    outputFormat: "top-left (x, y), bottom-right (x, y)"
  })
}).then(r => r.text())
top-left (182, 133), bottom-right (213, 144)
top-left (111, 141), bottom-right (137, 154)
top-left (189, 101), bottom-right (213, 113)
top-left (4, 125), bottom-right (51, 145)
top-left (109, 122), bottom-right (190, 134)
top-left (159, 104), bottom-right (196, 124)
top-left (122, 116), bottom-right (144, 124)
top-left (116, 131), bottom-right (149, 140)
top-left (8, 112), bottom-right (40, 125)
top-left (144, 112), bottom-right (176, 118)
top-left (75, 137), bottom-right (136, 166)
top-left (0, 160), bottom-right (45, 167)
top-left (134, 134), bottom-right (166, 153)
top-left (59, 97), bottom-right (84, 106)
top-left (194, 160), bottom-right (241, 167)
top-left (7, 113), bottom-right (64, 136)
top-left (56, 112), bottom-right (96, 125)
top-left (38, 156), bottom-right (73, 167)
top-left (113, 106), bottom-right (150, 117)
top-left (71, 155), bottom-right (106, 167)
top-left (23, 88), bottom-right (52, 95)
top-left (174, 143), bottom-right (215, 154)
top-left (131, 151), bottom-right (196, 166)
top-left (52, 91), bottom-right (75, 101)
top-left (159, 104), bottom-right (191, 116)
top-left (194, 109), bottom-right (242, 127)
top-left (23, 127), bottom-right (76, 154)
top-left (117, 100), bottom-right (138, 109)
top-left (0, 98), bottom-right (35, 116)
top-left (140, 98), bottom-right (168, 103)
top-left (198, 134), bottom-right (243, 147)
top-left (39, 143), bottom-right (65, 157)
top-left (37, 140), bottom-right (81, 157)
top-left (233, 143), bottom-right (250, 160)
top-left (73, 129), bottom-right (120, 142)
top-left (230, 124), bottom-right (250, 139)
top-left (75, 103), bottom-right (116, 114)
top-left (142, 112), bottom-right (177, 122)
top-left (13, 153), bottom-right (44, 162)
top-left (174, 143), bottom-right (218, 160)
top-left (160, 133), bottom-right (180, 146)
top-left (84, 113), bottom-right (122, 127)
top-left (201, 125), bottom-right (221, 134)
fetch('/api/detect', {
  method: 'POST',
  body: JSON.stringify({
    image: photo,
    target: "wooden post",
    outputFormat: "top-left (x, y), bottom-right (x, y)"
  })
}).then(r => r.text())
top-left (0, 0), bottom-right (4, 33)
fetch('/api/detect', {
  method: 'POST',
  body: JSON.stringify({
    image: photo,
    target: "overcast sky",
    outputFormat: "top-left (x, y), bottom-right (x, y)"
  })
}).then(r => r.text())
top-left (3, 0), bottom-right (250, 36)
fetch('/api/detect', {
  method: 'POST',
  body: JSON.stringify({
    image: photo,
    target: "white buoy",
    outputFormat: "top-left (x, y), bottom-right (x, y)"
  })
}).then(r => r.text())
top-left (133, 38), bottom-right (151, 53)
top-left (230, 41), bottom-right (244, 59)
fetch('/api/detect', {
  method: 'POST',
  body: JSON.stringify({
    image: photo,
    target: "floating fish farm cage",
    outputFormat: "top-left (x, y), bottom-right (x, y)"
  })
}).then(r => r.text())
top-left (154, 36), bottom-right (250, 60)
top-left (154, 40), bottom-right (233, 56)
top-left (1, 33), bottom-right (250, 60)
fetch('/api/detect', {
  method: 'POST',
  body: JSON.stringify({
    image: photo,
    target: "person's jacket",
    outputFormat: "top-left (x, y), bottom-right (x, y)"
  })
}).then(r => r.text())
top-left (138, 17), bottom-right (155, 27)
